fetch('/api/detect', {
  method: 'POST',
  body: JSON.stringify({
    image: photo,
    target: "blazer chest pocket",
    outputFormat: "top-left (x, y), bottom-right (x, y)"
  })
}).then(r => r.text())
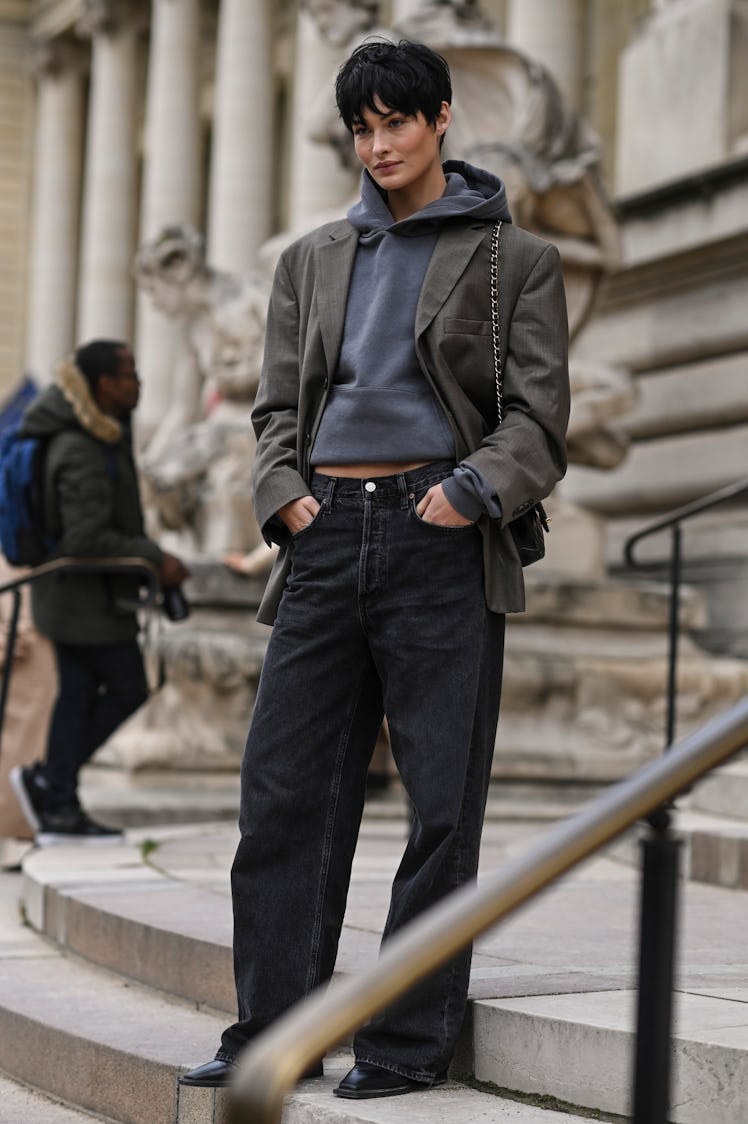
top-left (444, 318), bottom-right (491, 335)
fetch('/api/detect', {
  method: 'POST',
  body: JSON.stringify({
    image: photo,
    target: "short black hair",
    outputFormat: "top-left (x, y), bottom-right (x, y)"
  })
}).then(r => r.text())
top-left (335, 39), bottom-right (451, 133)
top-left (74, 339), bottom-right (129, 390)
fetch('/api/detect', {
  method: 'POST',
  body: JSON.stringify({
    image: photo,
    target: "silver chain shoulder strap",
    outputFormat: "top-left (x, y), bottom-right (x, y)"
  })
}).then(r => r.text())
top-left (490, 220), bottom-right (503, 425)
top-left (490, 220), bottom-right (551, 557)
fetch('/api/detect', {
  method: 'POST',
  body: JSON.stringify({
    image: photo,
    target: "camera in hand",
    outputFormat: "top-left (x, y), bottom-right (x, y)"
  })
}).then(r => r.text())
top-left (162, 583), bottom-right (190, 621)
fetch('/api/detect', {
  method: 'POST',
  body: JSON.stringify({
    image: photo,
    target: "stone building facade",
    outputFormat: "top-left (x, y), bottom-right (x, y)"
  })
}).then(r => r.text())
top-left (0, 0), bottom-right (746, 778)
top-left (2, 0), bottom-right (651, 407)
top-left (566, 0), bottom-right (748, 659)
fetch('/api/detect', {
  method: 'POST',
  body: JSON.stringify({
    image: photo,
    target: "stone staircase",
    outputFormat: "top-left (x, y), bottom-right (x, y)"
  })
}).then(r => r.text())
top-left (0, 825), bottom-right (600, 1124)
top-left (683, 754), bottom-right (748, 889)
top-left (606, 750), bottom-right (748, 892)
top-left (0, 805), bottom-right (747, 1124)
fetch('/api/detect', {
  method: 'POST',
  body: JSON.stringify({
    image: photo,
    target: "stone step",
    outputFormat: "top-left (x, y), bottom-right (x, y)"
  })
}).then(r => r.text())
top-left (77, 766), bottom-right (600, 832)
top-left (609, 807), bottom-right (748, 891)
top-left (0, 1073), bottom-right (104, 1123)
top-left (677, 809), bottom-right (748, 891)
top-left (0, 866), bottom-right (594, 1124)
top-left (484, 781), bottom-right (607, 822)
top-left (22, 829), bottom-right (238, 1017)
top-left (78, 765), bottom-right (242, 828)
top-left (687, 754), bottom-right (748, 819)
top-left (0, 879), bottom-right (227, 1124)
top-left (520, 573), bottom-right (704, 631)
top-left (277, 1054), bottom-right (597, 1124)
top-left (468, 989), bottom-right (748, 1124)
top-left (19, 822), bottom-right (748, 1124)
top-left (22, 818), bottom-right (600, 1025)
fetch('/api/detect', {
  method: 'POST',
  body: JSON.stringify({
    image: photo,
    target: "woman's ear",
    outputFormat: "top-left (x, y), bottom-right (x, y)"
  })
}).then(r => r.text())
top-left (436, 101), bottom-right (452, 137)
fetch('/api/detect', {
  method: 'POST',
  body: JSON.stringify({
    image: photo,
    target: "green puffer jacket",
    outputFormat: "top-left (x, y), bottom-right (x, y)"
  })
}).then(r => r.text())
top-left (20, 358), bottom-right (163, 645)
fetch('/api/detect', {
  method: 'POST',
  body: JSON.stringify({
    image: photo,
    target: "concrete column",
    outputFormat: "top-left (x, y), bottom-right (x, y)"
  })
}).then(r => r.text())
top-left (391, 0), bottom-right (423, 19)
top-left (286, 8), bottom-right (354, 228)
top-left (615, 0), bottom-right (748, 195)
top-left (25, 40), bottom-right (86, 382)
top-left (76, 0), bottom-right (142, 343)
top-left (506, 0), bottom-right (585, 110)
top-left (136, 0), bottom-right (202, 434)
top-left (207, 0), bottom-right (273, 273)
top-left (0, 18), bottom-right (36, 394)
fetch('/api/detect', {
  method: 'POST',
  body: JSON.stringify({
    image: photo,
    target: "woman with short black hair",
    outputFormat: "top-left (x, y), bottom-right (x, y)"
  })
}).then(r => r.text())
top-left (182, 38), bottom-right (569, 1100)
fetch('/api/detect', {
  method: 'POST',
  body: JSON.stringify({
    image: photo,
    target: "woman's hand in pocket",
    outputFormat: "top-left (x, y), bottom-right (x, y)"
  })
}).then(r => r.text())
top-left (278, 495), bottom-right (321, 535)
top-left (416, 484), bottom-right (473, 527)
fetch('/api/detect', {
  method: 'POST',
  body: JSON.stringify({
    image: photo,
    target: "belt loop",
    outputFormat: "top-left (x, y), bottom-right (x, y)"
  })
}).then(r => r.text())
top-left (322, 476), bottom-right (336, 512)
top-left (397, 472), bottom-right (409, 510)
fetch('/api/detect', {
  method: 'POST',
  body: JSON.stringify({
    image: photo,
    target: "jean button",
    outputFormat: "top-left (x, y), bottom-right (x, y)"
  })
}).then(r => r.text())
top-left (364, 481), bottom-right (376, 493)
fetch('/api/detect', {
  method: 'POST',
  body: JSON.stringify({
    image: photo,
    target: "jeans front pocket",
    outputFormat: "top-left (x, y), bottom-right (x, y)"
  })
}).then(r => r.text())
top-left (408, 487), bottom-right (477, 533)
top-left (291, 507), bottom-right (324, 539)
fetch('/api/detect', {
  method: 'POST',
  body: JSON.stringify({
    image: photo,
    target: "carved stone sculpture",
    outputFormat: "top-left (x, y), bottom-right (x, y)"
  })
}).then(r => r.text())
top-left (302, 0), bottom-right (378, 45)
top-left (134, 224), bottom-right (268, 555)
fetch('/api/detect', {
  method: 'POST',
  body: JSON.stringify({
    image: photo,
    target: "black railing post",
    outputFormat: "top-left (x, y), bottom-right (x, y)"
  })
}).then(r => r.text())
top-left (632, 807), bottom-right (681, 1124)
top-left (624, 477), bottom-right (748, 750)
top-left (665, 524), bottom-right (682, 749)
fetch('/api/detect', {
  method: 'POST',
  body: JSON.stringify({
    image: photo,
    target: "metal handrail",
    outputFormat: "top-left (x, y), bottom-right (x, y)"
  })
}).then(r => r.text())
top-left (0, 557), bottom-right (160, 757)
top-left (623, 476), bottom-right (748, 569)
top-left (231, 694), bottom-right (748, 1123)
top-left (0, 555), bottom-right (161, 599)
top-left (623, 475), bottom-right (748, 748)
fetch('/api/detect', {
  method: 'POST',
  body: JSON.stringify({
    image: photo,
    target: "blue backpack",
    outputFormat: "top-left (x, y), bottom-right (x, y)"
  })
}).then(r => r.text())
top-left (0, 422), bottom-right (51, 567)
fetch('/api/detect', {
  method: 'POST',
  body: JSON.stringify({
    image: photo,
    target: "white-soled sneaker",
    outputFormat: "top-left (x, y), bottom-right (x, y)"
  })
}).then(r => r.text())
top-left (35, 807), bottom-right (124, 847)
top-left (9, 764), bottom-right (47, 832)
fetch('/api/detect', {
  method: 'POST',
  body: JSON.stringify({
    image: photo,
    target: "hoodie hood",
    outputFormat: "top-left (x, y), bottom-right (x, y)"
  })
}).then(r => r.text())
top-left (347, 159), bottom-right (512, 243)
top-left (20, 356), bottom-right (122, 444)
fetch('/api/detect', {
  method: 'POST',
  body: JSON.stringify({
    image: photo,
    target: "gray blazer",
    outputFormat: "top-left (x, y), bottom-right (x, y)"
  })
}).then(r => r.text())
top-left (252, 216), bottom-right (570, 624)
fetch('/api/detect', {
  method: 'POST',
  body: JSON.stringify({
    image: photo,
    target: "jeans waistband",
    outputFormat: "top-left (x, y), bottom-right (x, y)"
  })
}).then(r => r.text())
top-left (311, 461), bottom-right (455, 506)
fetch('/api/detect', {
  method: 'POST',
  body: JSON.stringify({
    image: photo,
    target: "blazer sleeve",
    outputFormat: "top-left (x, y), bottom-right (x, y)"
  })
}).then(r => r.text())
top-left (464, 241), bottom-right (570, 527)
top-left (251, 252), bottom-right (313, 543)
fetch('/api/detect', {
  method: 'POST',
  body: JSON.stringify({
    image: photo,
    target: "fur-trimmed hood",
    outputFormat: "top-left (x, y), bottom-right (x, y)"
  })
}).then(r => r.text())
top-left (20, 355), bottom-right (122, 444)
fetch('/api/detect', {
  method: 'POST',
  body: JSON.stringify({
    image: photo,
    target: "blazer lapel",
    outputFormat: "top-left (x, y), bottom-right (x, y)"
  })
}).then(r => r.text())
top-left (415, 223), bottom-right (487, 338)
top-left (315, 224), bottom-right (359, 375)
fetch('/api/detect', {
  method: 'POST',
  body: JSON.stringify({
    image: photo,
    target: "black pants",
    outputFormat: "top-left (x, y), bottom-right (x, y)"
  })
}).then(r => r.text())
top-left (220, 462), bottom-right (505, 1079)
top-left (42, 640), bottom-right (148, 809)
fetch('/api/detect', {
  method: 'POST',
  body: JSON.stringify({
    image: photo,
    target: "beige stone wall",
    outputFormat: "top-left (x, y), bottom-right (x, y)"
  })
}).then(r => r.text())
top-left (5, 0), bottom-right (659, 399)
top-left (584, 0), bottom-right (650, 189)
top-left (565, 0), bottom-right (748, 655)
top-left (0, 1), bottom-right (33, 398)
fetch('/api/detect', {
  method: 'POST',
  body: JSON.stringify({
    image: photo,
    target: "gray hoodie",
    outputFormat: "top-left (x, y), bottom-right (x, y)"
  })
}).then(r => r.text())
top-left (311, 161), bottom-right (512, 519)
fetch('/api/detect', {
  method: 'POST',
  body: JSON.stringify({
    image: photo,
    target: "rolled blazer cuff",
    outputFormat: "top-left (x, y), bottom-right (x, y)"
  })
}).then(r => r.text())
top-left (253, 466), bottom-right (311, 545)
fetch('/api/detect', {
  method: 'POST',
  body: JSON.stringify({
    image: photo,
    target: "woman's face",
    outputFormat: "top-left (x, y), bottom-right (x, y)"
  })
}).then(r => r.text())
top-left (352, 95), bottom-right (450, 206)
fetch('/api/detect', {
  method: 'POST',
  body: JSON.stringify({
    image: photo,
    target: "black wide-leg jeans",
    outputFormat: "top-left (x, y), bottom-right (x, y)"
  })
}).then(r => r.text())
top-left (219, 461), bottom-right (505, 1081)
